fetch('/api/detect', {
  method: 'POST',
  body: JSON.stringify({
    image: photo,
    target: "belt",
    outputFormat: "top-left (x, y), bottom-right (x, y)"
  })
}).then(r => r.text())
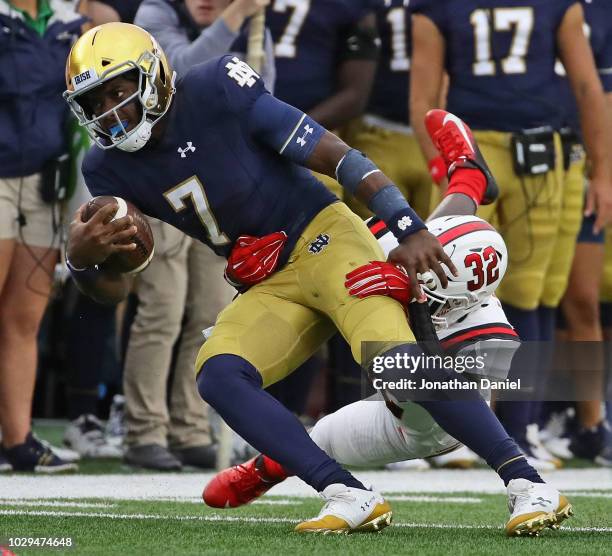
top-left (362, 114), bottom-right (413, 136)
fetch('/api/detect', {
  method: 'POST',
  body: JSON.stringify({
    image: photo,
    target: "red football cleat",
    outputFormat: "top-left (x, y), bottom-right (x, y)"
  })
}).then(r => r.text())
top-left (203, 455), bottom-right (287, 508)
top-left (425, 109), bottom-right (498, 205)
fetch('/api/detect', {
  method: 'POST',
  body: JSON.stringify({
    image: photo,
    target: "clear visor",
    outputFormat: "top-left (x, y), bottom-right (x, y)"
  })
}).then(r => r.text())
top-left (64, 55), bottom-right (157, 150)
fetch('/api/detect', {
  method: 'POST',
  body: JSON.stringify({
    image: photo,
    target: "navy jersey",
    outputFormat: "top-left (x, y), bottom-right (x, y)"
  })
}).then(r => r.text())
top-left (266, 0), bottom-right (368, 111)
top-left (82, 56), bottom-right (336, 263)
top-left (412, 0), bottom-right (576, 131)
top-left (367, 0), bottom-right (412, 124)
top-left (558, 0), bottom-right (612, 132)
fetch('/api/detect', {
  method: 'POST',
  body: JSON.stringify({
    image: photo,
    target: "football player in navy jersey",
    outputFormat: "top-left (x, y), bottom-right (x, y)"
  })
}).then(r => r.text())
top-left (266, 0), bottom-right (378, 131)
top-left (546, 0), bottom-right (612, 466)
top-left (266, 0), bottom-right (379, 198)
top-left (343, 0), bottom-right (433, 220)
top-left (64, 23), bottom-right (560, 533)
top-left (410, 0), bottom-right (612, 466)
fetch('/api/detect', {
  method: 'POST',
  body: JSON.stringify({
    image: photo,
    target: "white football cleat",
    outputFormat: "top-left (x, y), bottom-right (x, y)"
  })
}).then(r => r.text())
top-left (386, 458), bottom-right (430, 471)
top-left (64, 415), bottom-right (123, 458)
top-left (105, 394), bottom-right (126, 450)
top-left (505, 479), bottom-right (573, 537)
top-left (526, 424), bottom-right (562, 468)
top-left (295, 484), bottom-right (392, 534)
top-left (542, 436), bottom-right (573, 461)
top-left (429, 445), bottom-right (479, 469)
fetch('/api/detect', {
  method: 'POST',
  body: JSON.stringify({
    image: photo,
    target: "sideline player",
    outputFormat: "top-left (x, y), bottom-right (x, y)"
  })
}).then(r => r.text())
top-left (64, 23), bottom-right (557, 534)
top-left (343, 0), bottom-right (433, 220)
top-left (409, 0), bottom-right (612, 461)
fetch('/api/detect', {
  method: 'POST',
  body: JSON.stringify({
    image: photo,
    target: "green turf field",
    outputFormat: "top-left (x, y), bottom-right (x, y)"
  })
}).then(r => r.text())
top-left (1, 422), bottom-right (610, 555)
top-left (2, 491), bottom-right (611, 555)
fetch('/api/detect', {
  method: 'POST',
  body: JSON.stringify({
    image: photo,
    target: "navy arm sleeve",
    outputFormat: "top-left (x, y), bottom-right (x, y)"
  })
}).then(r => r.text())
top-left (215, 55), bottom-right (326, 165)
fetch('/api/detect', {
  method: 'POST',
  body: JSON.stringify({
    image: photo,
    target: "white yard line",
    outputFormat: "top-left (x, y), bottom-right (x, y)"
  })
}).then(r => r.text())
top-left (252, 500), bottom-right (300, 505)
top-left (386, 495), bottom-right (482, 503)
top-left (0, 469), bottom-right (609, 500)
top-left (0, 500), bottom-right (116, 509)
top-left (1, 509), bottom-right (611, 534)
top-left (565, 491), bottom-right (612, 498)
top-left (0, 509), bottom-right (296, 524)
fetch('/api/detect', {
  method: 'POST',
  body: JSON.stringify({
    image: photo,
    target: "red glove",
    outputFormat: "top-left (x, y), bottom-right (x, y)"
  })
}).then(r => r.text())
top-left (225, 231), bottom-right (288, 288)
top-left (345, 261), bottom-right (411, 305)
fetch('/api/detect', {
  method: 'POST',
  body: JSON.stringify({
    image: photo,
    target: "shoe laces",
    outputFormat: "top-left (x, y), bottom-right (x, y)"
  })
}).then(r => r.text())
top-left (318, 490), bottom-right (357, 516)
top-left (230, 463), bottom-right (262, 489)
top-left (510, 484), bottom-right (535, 514)
top-left (435, 126), bottom-right (473, 164)
top-left (28, 435), bottom-right (57, 466)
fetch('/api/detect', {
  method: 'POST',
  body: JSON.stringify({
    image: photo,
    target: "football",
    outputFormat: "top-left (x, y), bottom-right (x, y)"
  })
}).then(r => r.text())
top-left (82, 195), bottom-right (155, 274)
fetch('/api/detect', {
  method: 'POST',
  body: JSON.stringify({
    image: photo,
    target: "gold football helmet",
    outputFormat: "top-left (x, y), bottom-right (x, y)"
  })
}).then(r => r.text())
top-left (64, 23), bottom-right (176, 152)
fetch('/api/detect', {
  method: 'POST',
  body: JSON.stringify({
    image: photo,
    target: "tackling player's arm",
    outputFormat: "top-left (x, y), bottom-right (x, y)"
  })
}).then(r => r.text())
top-left (427, 193), bottom-right (476, 221)
top-left (558, 2), bottom-right (612, 233)
top-left (307, 13), bottom-right (380, 129)
top-left (65, 202), bottom-right (136, 305)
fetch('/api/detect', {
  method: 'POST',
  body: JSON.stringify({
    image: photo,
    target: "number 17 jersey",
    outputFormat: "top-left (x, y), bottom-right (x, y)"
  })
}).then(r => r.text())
top-left (412, 0), bottom-right (576, 131)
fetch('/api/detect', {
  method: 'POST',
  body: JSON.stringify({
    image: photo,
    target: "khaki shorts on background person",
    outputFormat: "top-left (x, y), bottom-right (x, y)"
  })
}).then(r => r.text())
top-left (0, 174), bottom-right (60, 249)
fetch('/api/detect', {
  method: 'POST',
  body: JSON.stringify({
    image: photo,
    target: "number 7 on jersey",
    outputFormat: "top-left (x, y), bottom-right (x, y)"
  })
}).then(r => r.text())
top-left (164, 177), bottom-right (230, 246)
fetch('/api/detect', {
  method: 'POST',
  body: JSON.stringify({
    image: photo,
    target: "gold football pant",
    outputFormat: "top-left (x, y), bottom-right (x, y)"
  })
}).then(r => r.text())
top-left (341, 117), bottom-right (433, 219)
top-left (540, 154), bottom-right (585, 307)
top-left (601, 229), bottom-right (612, 303)
top-left (474, 131), bottom-right (564, 310)
top-left (196, 202), bottom-right (415, 387)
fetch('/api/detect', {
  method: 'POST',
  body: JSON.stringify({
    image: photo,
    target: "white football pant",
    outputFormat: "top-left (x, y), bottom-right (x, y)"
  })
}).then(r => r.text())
top-left (309, 398), bottom-right (460, 467)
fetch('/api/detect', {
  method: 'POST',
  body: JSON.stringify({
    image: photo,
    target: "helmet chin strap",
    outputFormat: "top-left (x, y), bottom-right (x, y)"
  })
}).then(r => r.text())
top-left (116, 120), bottom-right (152, 152)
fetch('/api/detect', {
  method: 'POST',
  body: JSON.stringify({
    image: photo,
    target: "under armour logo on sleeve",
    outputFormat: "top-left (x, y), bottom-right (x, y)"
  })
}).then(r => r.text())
top-left (178, 142), bottom-right (196, 158)
top-left (296, 125), bottom-right (313, 148)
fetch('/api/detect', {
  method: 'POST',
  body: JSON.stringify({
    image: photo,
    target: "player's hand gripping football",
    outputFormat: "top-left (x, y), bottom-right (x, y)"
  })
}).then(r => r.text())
top-left (388, 229), bottom-right (457, 302)
top-left (345, 261), bottom-right (411, 305)
top-left (67, 202), bottom-right (137, 269)
top-left (225, 231), bottom-right (288, 289)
